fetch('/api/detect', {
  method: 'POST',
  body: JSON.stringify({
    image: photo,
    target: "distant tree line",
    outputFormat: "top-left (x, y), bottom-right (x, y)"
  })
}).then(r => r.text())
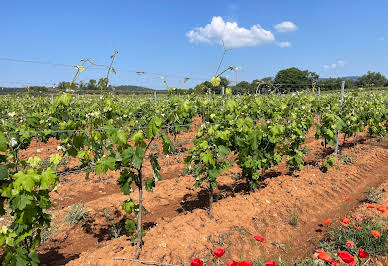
top-left (1, 78), bottom-right (158, 95)
top-left (192, 68), bottom-right (388, 95)
top-left (1, 69), bottom-right (387, 95)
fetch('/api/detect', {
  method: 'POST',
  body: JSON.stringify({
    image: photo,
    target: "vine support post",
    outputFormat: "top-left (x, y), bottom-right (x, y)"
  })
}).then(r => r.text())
top-left (317, 87), bottom-right (321, 123)
top-left (51, 94), bottom-right (54, 105)
top-left (334, 81), bottom-right (345, 161)
top-left (353, 133), bottom-right (357, 150)
top-left (208, 182), bottom-right (213, 218)
top-left (154, 90), bottom-right (157, 106)
top-left (221, 86), bottom-right (225, 108)
top-left (135, 169), bottom-right (143, 259)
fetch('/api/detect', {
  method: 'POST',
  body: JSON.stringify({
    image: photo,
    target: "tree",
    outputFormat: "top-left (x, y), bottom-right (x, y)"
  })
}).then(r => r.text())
top-left (97, 77), bottom-right (109, 91)
top-left (234, 81), bottom-right (251, 94)
top-left (57, 81), bottom-right (71, 91)
top-left (358, 71), bottom-right (387, 87)
top-left (87, 79), bottom-right (97, 90)
top-left (274, 67), bottom-right (319, 93)
top-left (194, 84), bottom-right (208, 94)
top-left (79, 80), bottom-right (86, 90)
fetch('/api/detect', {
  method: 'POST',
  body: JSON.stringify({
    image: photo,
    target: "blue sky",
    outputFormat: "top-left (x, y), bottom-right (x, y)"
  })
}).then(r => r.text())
top-left (1, 0), bottom-right (387, 90)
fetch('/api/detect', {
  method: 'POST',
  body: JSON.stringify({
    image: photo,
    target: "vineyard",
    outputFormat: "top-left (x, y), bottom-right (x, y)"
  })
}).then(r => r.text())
top-left (0, 88), bottom-right (387, 265)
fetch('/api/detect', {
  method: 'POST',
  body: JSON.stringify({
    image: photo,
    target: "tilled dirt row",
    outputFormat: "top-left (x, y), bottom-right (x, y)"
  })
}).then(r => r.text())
top-left (31, 129), bottom-right (387, 265)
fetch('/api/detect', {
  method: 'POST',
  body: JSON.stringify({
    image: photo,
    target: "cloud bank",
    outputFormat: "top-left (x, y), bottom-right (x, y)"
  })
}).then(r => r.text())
top-left (186, 16), bottom-right (276, 48)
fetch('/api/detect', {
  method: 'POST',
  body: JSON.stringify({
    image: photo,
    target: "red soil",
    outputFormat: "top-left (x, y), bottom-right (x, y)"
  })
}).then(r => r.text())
top-left (22, 126), bottom-right (387, 265)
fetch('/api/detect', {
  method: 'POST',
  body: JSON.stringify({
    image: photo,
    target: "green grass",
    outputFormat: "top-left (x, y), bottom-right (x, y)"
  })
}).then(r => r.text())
top-left (65, 202), bottom-right (90, 225)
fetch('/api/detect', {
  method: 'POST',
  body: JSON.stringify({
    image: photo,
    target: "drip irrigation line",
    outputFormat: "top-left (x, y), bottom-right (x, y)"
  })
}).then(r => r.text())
top-left (56, 166), bottom-right (94, 177)
top-left (1, 119), bottom-right (232, 136)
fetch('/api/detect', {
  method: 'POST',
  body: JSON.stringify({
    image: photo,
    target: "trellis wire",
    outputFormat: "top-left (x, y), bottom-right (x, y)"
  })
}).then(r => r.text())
top-left (2, 123), bottom-right (196, 135)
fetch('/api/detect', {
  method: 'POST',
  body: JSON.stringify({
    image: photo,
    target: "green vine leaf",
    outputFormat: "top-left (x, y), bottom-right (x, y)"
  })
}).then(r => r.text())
top-left (95, 156), bottom-right (116, 174)
top-left (40, 168), bottom-right (57, 190)
top-left (0, 132), bottom-right (7, 152)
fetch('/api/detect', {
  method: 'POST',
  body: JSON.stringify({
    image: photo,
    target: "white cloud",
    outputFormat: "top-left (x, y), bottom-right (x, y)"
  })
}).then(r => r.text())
top-left (274, 21), bottom-right (298, 33)
top-left (186, 16), bottom-right (275, 48)
top-left (378, 37), bottom-right (384, 41)
top-left (323, 60), bottom-right (346, 70)
top-left (276, 41), bottom-right (291, 48)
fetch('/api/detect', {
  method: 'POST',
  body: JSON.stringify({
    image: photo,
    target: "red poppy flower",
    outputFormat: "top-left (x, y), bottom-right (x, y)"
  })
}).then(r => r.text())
top-left (227, 261), bottom-right (238, 266)
top-left (263, 261), bottom-right (278, 266)
top-left (358, 248), bottom-right (369, 258)
top-left (340, 217), bottom-right (350, 227)
top-left (367, 204), bottom-right (376, 209)
top-left (338, 251), bottom-right (355, 266)
top-left (371, 230), bottom-right (381, 238)
top-left (213, 248), bottom-right (225, 258)
top-left (343, 196), bottom-right (350, 201)
top-left (323, 218), bottom-right (331, 226)
top-left (237, 260), bottom-right (253, 266)
top-left (353, 225), bottom-right (363, 230)
top-left (345, 240), bottom-right (355, 247)
top-left (191, 258), bottom-right (203, 266)
top-left (353, 215), bottom-right (362, 221)
top-left (315, 249), bottom-right (325, 254)
top-left (318, 252), bottom-right (333, 263)
top-left (377, 205), bottom-right (387, 214)
top-left (254, 235), bottom-right (264, 243)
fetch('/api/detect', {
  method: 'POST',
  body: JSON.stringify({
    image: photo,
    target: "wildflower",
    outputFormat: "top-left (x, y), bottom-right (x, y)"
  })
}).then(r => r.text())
top-left (371, 230), bottom-right (381, 238)
top-left (358, 248), bottom-right (369, 258)
top-left (345, 240), bottom-right (355, 247)
top-left (323, 218), bottom-right (331, 226)
top-left (353, 225), bottom-right (363, 230)
top-left (340, 217), bottom-right (350, 227)
top-left (377, 205), bottom-right (387, 214)
top-left (254, 235), bottom-right (264, 243)
top-left (227, 261), bottom-right (238, 266)
top-left (343, 196), bottom-right (350, 201)
top-left (338, 251), bottom-right (355, 266)
top-left (318, 252), bottom-right (333, 263)
top-left (191, 258), bottom-right (203, 266)
top-left (353, 215), bottom-right (362, 221)
top-left (212, 248), bottom-right (225, 258)
top-left (367, 204), bottom-right (375, 209)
